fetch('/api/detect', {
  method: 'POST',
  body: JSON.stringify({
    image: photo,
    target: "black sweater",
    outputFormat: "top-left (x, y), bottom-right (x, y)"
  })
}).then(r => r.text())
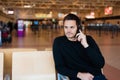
top-left (53, 35), bottom-right (105, 79)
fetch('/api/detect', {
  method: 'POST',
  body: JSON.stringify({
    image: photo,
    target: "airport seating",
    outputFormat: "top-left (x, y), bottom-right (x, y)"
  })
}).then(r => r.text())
top-left (0, 48), bottom-right (37, 80)
top-left (57, 73), bottom-right (70, 80)
top-left (45, 47), bottom-right (52, 51)
top-left (0, 52), bottom-right (3, 80)
top-left (12, 51), bottom-right (56, 80)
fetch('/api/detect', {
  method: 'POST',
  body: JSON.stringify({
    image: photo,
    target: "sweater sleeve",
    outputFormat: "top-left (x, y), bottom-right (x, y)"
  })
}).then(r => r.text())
top-left (52, 38), bottom-right (78, 78)
top-left (85, 36), bottom-right (105, 68)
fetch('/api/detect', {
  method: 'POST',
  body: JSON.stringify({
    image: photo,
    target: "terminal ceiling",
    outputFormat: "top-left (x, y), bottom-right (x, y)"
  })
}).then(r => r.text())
top-left (0, 0), bottom-right (120, 13)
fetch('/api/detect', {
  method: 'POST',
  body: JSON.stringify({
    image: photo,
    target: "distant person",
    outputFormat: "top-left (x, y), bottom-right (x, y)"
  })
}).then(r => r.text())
top-left (117, 21), bottom-right (120, 28)
top-left (7, 21), bottom-right (13, 34)
top-left (53, 13), bottom-right (107, 80)
top-left (14, 22), bottom-right (18, 31)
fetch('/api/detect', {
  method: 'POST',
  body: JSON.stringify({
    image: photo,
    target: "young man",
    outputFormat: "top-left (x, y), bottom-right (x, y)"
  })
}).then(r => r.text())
top-left (53, 13), bottom-right (106, 80)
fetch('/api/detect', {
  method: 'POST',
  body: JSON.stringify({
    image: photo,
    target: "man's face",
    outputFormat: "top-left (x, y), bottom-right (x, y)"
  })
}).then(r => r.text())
top-left (64, 20), bottom-right (77, 39)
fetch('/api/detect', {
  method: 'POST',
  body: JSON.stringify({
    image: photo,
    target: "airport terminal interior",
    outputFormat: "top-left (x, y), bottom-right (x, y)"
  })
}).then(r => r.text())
top-left (0, 0), bottom-right (120, 80)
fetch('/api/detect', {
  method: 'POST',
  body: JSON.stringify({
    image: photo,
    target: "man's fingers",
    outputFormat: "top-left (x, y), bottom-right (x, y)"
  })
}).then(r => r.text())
top-left (88, 73), bottom-right (94, 80)
top-left (79, 30), bottom-right (84, 35)
top-left (76, 33), bottom-right (80, 38)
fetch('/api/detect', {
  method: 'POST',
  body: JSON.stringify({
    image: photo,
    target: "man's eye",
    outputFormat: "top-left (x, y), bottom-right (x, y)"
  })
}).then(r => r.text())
top-left (64, 26), bottom-right (74, 29)
top-left (64, 26), bottom-right (68, 28)
top-left (70, 26), bottom-right (74, 28)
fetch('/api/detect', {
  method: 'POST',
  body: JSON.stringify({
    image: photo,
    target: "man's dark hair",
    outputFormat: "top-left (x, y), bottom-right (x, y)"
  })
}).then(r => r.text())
top-left (63, 13), bottom-right (82, 29)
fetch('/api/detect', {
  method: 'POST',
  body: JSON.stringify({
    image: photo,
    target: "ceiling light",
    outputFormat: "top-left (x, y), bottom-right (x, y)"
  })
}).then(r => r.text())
top-left (24, 5), bottom-right (32, 8)
top-left (7, 10), bottom-right (14, 14)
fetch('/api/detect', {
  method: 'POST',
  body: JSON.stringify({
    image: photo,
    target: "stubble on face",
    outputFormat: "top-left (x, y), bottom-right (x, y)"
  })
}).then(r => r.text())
top-left (64, 20), bottom-right (77, 41)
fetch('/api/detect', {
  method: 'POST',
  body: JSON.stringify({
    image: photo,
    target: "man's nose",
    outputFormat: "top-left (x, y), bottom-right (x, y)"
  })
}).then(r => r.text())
top-left (67, 28), bottom-right (71, 32)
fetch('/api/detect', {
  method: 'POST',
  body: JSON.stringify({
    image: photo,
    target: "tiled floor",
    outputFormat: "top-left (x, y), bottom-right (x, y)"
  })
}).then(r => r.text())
top-left (0, 27), bottom-right (120, 80)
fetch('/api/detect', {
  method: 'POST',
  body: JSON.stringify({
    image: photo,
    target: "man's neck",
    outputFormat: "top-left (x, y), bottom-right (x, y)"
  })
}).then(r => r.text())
top-left (68, 37), bottom-right (77, 41)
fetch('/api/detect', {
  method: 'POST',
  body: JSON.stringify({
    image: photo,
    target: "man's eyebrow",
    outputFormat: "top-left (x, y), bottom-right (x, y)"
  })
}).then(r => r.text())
top-left (64, 26), bottom-right (74, 27)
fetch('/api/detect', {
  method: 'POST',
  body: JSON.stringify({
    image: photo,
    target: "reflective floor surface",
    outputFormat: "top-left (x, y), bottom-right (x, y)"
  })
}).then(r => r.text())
top-left (0, 27), bottom-right (120, 80)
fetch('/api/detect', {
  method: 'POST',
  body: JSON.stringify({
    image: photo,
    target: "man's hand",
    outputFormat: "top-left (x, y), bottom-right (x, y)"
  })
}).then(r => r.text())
top-left (77, 72), bottom-right (94, 80)
top-left (76, 30), bottom-right (89, 48)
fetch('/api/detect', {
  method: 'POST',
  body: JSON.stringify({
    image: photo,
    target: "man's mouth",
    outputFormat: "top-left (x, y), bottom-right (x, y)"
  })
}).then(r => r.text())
top-left (66, 32), bottom-right (72, 35)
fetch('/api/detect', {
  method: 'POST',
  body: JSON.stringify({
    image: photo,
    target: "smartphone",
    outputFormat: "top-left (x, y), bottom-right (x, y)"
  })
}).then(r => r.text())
top-left (77, 25), bottom-right (82, 34)
top-left (76, 25), bottom-right (81, 38)
top-left (77, 27), bottom-right (80, 34)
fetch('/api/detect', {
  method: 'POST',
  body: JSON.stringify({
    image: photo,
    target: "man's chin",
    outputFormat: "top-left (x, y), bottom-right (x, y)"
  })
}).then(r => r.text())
top-left (66, 36), bottom-right (75, 39)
